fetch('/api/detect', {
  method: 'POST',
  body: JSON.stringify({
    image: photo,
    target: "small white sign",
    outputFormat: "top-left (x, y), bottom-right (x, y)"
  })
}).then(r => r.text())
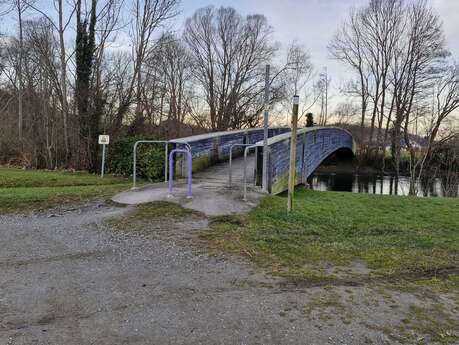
top-left (98, 135), bottom-right (110, 145)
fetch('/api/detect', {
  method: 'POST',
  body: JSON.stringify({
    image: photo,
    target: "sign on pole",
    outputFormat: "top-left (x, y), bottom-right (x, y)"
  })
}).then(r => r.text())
top-left (98, 135), bottom-right (110, 145)
top-left (99, 135), bottom-right (109, 177)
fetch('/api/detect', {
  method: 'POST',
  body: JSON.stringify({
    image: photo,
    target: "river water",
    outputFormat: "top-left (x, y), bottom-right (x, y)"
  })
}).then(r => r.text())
top-left (308, 173), bottom-right (458, 198)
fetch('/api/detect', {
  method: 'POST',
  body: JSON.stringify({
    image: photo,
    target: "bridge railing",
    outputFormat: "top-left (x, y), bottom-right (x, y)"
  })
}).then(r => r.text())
top-left (171, 127), bottom-right (290, 176)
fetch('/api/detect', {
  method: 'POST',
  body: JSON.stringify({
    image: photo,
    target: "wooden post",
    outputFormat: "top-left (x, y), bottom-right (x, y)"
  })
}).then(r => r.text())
top-left (287, 95), bottom-right (299, 212)
top-left (262, 64), bottom-right (270, 192)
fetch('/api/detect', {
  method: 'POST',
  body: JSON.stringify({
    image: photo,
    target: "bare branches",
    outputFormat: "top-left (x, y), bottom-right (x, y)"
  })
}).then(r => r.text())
top-left (184, 6), bottom-right (276, 130)
top-left (1, 0), bottom-right (454, 178)
top-left (330, 0), bottom-right (456, 195)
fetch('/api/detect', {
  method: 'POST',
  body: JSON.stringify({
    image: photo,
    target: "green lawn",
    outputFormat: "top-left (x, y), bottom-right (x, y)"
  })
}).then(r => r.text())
top-left (205, 189), bottom-right (459, 282)
top-left (0, 167), bottom-right (130, 212)
top-left (0, 167), bottom-right (126, 188)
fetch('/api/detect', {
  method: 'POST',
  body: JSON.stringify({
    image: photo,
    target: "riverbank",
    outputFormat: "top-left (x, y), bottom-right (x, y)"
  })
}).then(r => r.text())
top-left (203, 189), bottom-right (459, 283)
top-left (314, 162), bottom-right (379, 175)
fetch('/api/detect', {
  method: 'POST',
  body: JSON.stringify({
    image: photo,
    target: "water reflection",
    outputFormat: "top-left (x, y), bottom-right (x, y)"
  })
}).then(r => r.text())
top-left (308, 173), bottom-right (458, 198)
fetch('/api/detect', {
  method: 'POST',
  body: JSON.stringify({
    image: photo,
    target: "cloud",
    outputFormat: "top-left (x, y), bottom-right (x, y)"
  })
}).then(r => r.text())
top-left (431, 0), bottom-right (459, 56)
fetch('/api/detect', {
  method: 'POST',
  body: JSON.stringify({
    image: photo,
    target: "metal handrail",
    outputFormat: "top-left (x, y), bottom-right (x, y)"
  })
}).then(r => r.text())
top-left (132, 140), bottom-right (169, 189)
top-left (243, 144), bottom-right (260, 201)
top-left (169, 140), bottom-right (192, 152)
top-left (132, 140), bottom-right (193, 189)
top-left (168, 147), bottom-right (193, 198)
top-left (228, 143), bottom-right (254, 187)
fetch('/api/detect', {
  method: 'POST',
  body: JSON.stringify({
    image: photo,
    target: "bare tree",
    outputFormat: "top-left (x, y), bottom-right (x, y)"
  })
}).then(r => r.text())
top-left (184, 6), bottom-right (277, 130)
top-left (329, 8), bottom-right (371, 142)
top-left (24, 0), bottom-right (76, 162)
top-left (391, 0), bottom-right (448, 191)
top-left (279, 42), bottom-right (316, 126)
top-left (114, 0), bottom-right (178, 134)
top-left (147, 32), bottom-right (192, 137)
top-left (330, 0), bottom-right (404, 148)
top-left (332, 101), bottom-right (359, 125)
top-left (0, 0), bottom-right (32, 141)
top-left (25, 19), bottom-right (61, 167)
top-left (330, 0), bottom-right (455, 193)
top-left (14, 0), bottom-right (25, 141)
top-left (404, 63), bottom-right (459, 195)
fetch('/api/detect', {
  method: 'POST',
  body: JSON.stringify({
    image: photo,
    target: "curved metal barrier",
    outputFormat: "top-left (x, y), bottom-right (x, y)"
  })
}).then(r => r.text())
top-left (243, 144), bottom-right (260, 201)
top-left (228, 143), bottom-right (256, 187)
top-left (168, 148), bottom-right (193, 198)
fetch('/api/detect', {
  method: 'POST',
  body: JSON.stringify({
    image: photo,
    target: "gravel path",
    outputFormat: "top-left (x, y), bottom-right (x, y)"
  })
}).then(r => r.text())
top-left (0, 203), bottom-right (457, 345)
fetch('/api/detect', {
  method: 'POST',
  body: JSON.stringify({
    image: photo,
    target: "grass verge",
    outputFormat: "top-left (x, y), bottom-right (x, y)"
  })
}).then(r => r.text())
top-left (0, 167), bottom-right (126, 188)
top-left (105, 201), bottom-right (207, 241)
top-left (203, 189), bottom-right (459, 283)
top-left (0, 167), bottom-right (130, 212)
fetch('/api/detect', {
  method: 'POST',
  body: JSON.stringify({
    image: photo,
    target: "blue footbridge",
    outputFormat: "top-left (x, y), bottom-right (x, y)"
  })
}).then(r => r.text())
top-left (115, 126), bottom-right (356, 215)
top-left (170, 126), bottom-right (356, 194)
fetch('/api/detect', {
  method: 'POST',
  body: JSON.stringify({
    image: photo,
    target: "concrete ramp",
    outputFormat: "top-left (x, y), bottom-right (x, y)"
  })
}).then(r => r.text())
top-left (113, 155), bottom-right (262, 216)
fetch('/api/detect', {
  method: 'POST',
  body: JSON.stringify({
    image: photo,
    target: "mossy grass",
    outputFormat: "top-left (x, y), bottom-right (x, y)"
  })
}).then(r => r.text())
top-left (125, 201), bottom-right (203, 220)
top-left (0, 167), bottom-right (130, 212)
top-left (106, 201), bottom-right (206, 236)
top-left (0, 167), bottom-right (126, 188)
top-left (204, 189), bottom-right (459, 282)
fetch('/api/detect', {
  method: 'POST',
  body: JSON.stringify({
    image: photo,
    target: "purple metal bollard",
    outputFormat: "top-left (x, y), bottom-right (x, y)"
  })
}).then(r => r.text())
top-left (168, 149), bottom-right (192, 198)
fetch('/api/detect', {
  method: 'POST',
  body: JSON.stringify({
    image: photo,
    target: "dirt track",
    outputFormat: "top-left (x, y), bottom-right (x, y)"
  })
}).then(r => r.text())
top-left (1, 202), bottom-right (458, 345)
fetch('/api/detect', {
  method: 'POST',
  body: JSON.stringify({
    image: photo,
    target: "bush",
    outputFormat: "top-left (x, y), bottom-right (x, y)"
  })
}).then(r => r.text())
top-left (106, 135), bottom-right (167, 182)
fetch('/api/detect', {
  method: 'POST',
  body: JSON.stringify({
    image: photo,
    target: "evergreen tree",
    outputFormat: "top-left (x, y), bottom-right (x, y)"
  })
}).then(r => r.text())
top-left (75, 0), bottom-right (98, 170)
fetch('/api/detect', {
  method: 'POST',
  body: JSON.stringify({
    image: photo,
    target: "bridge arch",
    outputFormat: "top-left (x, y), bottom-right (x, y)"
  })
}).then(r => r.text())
top-left (254, 127), bottom-right (356, 194)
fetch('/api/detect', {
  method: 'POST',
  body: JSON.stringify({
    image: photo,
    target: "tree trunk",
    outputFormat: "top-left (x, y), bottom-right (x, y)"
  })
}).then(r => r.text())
top-left (58, 0), bottom-right (70, 164)
top-left (17, 1), bottom-right (24, 142)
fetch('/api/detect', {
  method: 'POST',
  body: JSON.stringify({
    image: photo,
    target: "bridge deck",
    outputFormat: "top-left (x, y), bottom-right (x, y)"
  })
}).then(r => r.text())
top-left (194, 154), bottom-right (255, 185)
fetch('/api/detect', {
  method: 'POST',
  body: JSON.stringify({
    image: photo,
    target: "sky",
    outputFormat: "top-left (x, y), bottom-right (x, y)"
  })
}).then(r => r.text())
top-left (179, 0), bottom-right (459, 110)
top-left (3, 0), bottom-right (458, 119)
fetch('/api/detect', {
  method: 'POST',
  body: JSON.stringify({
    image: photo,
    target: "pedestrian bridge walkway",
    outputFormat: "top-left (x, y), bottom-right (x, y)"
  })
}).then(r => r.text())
top-left (113, 154), bottom-right (259, 216)
top-left (112, 126), bottom-right (355, 216)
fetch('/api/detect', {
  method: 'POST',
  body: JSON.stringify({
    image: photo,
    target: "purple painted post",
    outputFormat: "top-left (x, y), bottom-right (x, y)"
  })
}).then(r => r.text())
top-left (186, 150), bottom-right (192, 198)
top-left (168, 149), bottom-right (193, 198)
top-left (168, 151), bottom-right (174, 194)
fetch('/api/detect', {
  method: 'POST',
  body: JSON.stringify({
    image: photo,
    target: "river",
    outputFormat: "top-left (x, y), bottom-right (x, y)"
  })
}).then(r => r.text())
top-left (308, 173), bottom-right (458, 198)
